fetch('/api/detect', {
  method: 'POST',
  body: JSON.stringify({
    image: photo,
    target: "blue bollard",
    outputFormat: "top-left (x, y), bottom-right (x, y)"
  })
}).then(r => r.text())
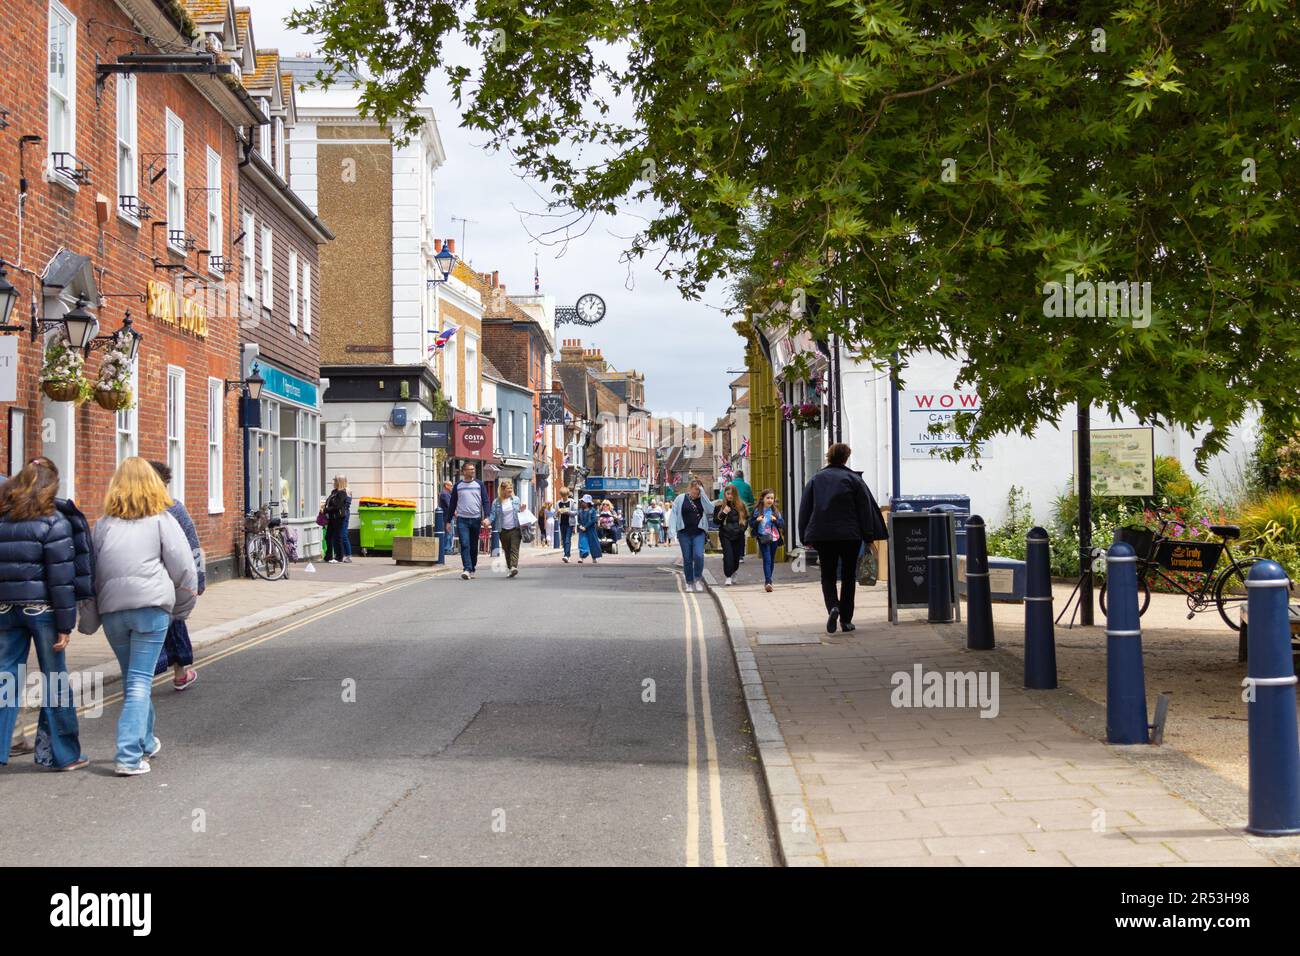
top-left (1024, 527), bottom-right (1057, 688)
top-left (1105, 541), bottom-right (1149, 743)
top-left (1245, 560), bottom-right (1300, 835)
top-left (927, 507), bottom-right (954, 623)
top-left (434, 507), bottom-right (447, 565)
top-left (965, 515), bottom-right (995, 650)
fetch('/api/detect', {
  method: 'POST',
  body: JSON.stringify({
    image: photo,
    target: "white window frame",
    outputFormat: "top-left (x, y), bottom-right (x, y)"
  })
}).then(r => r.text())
top-left (508, 410), bottom-right (515, 455)
top-left (301, 262), bottom-right (311, 336)
top-left (260, 226), bottom-right (273, 309)
top-left (206, 147), bottom-right (222, 265)
top-left (116, 359), bottom-right (139, 465)
top-left (166, 365), bottom-right (185, 501)
top-left (207, 377), bottom-right (224, 513)
top-left (465, 332), bottom-right (479, 413)
top-left (241, 210), bottom-right (255, 300)
top-left (288, 248), bottom-right (298, 329)
top-left (274, 115), bottom-right (285, 175)
top-left (166, 110), bottom-right (186, 252)
top-left (47, 0), bottom-right (77, 185)
top-left (115, 74), bottom-right (138, 223)
top-left (258, 100), bottom-right (270, 156)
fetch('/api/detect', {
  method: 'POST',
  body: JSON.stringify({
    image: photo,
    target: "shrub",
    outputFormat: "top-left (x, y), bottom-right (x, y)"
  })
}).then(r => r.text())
top-left (1053, 455), bottom-right (1205, 532)
top-left (1237, 489), bottom-right (1300, 543)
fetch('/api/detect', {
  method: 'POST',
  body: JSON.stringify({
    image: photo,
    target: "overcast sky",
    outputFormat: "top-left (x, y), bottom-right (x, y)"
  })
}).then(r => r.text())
top-left (253, 3), bottom-right (739, 428)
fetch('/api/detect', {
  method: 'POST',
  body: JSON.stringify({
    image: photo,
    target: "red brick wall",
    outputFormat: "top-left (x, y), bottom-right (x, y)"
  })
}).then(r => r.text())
top-left (0, 0), bottom-right (244, 577)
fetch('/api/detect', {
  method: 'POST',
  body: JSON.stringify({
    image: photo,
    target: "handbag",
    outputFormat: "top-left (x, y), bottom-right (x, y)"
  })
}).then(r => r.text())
top-left (857, 544), bottom-right (879, 587)
top-left (315, 509), bottom-right (328, 527)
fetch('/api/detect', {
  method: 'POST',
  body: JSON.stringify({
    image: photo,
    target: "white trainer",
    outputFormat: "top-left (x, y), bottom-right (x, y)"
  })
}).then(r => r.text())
top-left (695, 581), bottom-right (705, 593)
top-left (724, 577), bottom-right (732, 586)
top-left (115, 760), bottom-right (151, 776)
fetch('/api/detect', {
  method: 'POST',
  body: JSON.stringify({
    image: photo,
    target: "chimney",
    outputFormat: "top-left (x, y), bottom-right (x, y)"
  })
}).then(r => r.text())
top-left (492, 270), bottom-right (499, 287)
top-left (434, 239), bottom-right (442, 253)
top-left (559, 339), bottom-right (584, 364)
top-left (448, 239), bottom-right (456, 254)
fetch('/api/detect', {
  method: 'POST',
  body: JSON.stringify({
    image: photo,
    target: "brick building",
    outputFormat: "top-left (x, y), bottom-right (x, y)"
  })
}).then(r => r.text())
top-left (221, 18), bottom-right (333, 557)
top-left (0, 0), bottom-right (264, 579)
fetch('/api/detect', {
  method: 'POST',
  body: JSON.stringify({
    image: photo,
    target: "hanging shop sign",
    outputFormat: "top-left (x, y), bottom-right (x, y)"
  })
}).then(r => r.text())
top-left (0, 337), bottom-right (16, 402)
top-left (421, 419), bottom-right (450, 449)
top-left (452, 417), bottom-right (494, 461)
top-left (539, 391), bottom-right (565, 425)
top-left (900, 389), bottom-right (986, 459)
top-left (145, 280), bottom-right (209, 338)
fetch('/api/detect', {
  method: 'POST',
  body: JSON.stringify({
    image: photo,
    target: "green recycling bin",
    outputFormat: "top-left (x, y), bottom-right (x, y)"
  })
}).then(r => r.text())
top-left (357, 497), bottom-right (416, 553)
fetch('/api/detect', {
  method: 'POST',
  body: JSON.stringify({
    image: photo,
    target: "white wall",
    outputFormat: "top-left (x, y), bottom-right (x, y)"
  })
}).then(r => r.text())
top-left (841, 349), bottom-right (1256, 527)
top-left (323, 400), bottom-right (438, 534)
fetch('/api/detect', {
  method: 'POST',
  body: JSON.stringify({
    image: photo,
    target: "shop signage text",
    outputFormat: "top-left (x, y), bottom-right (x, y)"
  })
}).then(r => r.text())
top-left (146, 280), bottom-right (209, 338)
top-left (259, 364), bottom-right (318, 408)
top-left (901, 389), bottom-right (986, 459)
top-left (452, 418), bottom-right (494, 461)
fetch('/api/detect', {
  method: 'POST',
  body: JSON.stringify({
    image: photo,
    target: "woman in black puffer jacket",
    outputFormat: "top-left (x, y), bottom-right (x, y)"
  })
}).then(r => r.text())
top-left (0, 460), bottom-right (85, 770)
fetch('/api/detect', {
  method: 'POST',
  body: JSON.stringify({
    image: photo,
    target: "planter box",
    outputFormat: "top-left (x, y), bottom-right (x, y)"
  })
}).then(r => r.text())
top-left (392, 535), bottom-right (441, 565)
top-left (957, 554), bottom-right (1026, 602)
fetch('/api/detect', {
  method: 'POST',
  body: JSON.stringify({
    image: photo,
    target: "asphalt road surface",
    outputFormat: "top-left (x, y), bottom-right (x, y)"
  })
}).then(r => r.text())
top-left (0, 551), bottom-right (776, 866)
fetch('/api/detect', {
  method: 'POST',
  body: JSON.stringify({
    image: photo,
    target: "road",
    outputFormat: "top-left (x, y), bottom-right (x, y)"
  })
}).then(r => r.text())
top-left (0, 551), bottom-right (776, 866)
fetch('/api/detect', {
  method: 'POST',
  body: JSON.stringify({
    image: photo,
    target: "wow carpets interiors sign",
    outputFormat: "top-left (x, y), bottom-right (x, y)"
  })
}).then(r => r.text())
top-left (901, 390), bottom-right (985, 459)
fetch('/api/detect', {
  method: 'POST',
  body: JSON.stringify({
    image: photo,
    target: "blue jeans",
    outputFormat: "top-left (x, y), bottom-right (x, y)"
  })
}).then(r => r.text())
top-left (0, 607), bottom-right (82, 768)
top-left (102, 607), bottom-right (169, 768)
top-left (341, 519), bottom-right (352, 557)
top-left (759, 539), bottom-right (778, 585)
top-left (456, 517), bottom-right (482, 572)
top-left (560, 521), bottom-right (573, 557)
top-left (679, 530), bottom-right (706, 584)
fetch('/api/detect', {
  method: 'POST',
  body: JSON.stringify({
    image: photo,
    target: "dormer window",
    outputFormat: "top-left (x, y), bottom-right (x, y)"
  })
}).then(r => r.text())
top-left (257, 99), bottom-right (270, 155)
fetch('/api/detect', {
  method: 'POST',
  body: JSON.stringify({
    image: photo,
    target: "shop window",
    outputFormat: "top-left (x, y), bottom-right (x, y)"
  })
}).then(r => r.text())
top-left (207, 377), bottom-right (223, 513)
top-left (279, 404), bottom-right (299, 517)
top-left (166, 366), bottom-right (184, 501)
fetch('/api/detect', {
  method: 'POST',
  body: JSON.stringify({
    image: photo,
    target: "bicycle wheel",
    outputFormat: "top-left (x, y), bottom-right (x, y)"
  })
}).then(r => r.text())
top-left (247, 534), bottom-right (288, 581)
top-left (1099, 574), bottom-right (1151, 618)
top-left (1215, 557), bottom-right (1262, 631)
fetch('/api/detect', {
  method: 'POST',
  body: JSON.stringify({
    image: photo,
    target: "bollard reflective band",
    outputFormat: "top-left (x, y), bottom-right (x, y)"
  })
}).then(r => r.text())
top-left (1244, 578), bottom-right (1291, 588)
top-left (1105, 629), bottom-right (1142, 638)
top-left (1107, 556), bottom-right (1138, 564)
top-left (1242, 675), bottom-right (1299, 687)
top-left (927, 555), bottom-right (950, 560)
top-left (965, 571), bottom-right (988, 577)
top-left (1024, 595), bottom-right (1053, 602)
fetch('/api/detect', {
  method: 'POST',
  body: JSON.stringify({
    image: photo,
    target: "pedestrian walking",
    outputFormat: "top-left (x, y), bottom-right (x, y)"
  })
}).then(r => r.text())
top-left (576, 494), bottom-right (601, 564)
top-left (730, 471), bottom-right (755, 509)
top-left (714, 483), bottom-right (748, 585)
top-left (797, 443), bottom-right (888, 634)
top-left (0, 459), bottom-right (87, 771)
top-left (323, 476), bottom-right (349, 564)
top-left (750, 489), bottom-right (785, 592)
top-left (556, 487), bottom-right (576, 562)
top-left (148, 462), bottom-right (204, 691)
top-left (490, 480), bottom-right (524, 577)
top-left (438, 480), bottom-right (454, 562)
top-left (645, 500), bottom-right (664, 546)
top-left (450, 463), bottom-right (490, 579)
top-left (79, 457), bottom-right (197, 776)
top-left (670, 478), bottom-right (713, 592)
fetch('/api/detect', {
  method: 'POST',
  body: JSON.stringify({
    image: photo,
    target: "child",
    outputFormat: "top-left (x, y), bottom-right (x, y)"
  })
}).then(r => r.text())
top-left (749, 489), bottom-right (785, 592)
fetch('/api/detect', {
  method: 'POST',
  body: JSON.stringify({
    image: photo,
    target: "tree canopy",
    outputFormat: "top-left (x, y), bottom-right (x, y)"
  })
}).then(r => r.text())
top-left (290, 0), bottom-right (1300, 465)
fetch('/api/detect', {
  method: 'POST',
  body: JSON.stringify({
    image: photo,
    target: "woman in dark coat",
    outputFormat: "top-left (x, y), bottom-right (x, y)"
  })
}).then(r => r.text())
top-left (0, 460), bottom-right (86, 770)
top-left (150, 461), bottom-right (204, 690)
top-left (797, 443), bottom-right (888, 634)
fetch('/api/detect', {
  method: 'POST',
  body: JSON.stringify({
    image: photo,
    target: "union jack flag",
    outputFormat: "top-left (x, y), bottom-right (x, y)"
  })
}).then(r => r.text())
top-left (427, 326), bottom-right (458, 352)
top-left (738, 436), bottom-right (750, 458)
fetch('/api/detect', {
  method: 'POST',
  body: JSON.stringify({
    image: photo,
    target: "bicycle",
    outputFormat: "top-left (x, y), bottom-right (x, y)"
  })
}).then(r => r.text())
top-left (1097, 506), bottom-right (1262, 631)
top-left (244, 500), bottom-right (290, 581)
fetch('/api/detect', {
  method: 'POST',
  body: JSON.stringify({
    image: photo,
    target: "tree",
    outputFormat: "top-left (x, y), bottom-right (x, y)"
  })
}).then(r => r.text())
top-left (291, 0), bottom-right (1300, 465)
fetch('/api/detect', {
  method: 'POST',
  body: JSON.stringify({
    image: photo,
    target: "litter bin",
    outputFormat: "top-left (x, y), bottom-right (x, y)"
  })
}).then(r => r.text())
top-left (357, 497), bottom-right (416, 553)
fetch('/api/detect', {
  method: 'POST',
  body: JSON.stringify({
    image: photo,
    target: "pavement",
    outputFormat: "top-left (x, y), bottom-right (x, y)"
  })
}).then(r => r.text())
top-left (0, 547), bottom-right (775, 866)
top-left (704, 552), bottom-right (1297, 867)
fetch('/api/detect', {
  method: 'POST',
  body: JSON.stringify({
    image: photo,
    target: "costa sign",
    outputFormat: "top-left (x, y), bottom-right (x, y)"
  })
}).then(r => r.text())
top-left (452, 418), bottom-right (494, 461)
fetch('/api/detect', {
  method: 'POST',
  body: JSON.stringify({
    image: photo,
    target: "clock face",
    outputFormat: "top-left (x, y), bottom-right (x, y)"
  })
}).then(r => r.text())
top-left (575, 293), bottom-right (606, 322)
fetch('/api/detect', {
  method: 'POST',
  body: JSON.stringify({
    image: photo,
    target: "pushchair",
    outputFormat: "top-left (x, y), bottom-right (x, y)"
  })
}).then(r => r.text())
top-left (597, 512), bottom-right (621, 554)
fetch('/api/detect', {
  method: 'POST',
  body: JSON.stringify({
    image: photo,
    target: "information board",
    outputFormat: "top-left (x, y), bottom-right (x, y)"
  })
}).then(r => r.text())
top-left (1072, 426), bottom-right (1155, 497)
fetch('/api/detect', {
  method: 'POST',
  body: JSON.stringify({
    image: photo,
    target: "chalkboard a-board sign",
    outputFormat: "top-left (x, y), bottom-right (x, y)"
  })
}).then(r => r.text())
top-left (888, 511), bottom-right (960, 624)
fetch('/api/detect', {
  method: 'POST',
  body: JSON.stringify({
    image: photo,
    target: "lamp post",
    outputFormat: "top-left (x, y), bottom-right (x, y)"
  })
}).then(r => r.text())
top-left (0, 260), bottom-right (18, 330)
top-left (225, 365), bottom-right (264, 399)
top-left (86, 311), bottom-right (143, 359)
top-left (426, 245), bottom-right (456, 287)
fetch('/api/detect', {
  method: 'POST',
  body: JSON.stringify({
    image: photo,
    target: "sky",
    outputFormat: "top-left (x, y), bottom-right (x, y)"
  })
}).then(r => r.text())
top-left (251, 2), bottom-right (740, 429)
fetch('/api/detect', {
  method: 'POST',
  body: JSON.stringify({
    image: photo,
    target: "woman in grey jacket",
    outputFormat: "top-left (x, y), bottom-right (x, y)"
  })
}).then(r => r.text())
top-left (80, 457), bottom-right (198, 776)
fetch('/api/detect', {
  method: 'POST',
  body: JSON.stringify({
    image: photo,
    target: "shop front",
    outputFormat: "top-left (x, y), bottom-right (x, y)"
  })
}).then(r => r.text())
top-left (244, 358), bottom-right (323, 558)
top-left (582, 476), bottom-right (642, 522)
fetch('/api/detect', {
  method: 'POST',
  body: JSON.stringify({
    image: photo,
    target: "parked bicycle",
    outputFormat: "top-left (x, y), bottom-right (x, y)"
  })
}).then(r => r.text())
top-left (245, 500), bottom-right (291, 581)
top-left (1098, 506), bottom-right (1263, 630)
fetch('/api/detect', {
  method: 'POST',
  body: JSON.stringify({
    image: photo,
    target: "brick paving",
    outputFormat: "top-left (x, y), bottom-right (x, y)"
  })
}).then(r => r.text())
top-left (708, 555), bottom-right (1278, 867)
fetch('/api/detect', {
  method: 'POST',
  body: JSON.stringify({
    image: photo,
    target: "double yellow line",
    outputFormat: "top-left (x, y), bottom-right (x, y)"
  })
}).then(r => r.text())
top-left (23, 577), bottom-right (425, 733)
top-left (674, 572), bottom-right (727, 867)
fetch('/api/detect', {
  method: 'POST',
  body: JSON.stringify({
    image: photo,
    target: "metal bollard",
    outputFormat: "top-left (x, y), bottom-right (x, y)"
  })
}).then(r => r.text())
top-left (1105, 541), bottom-right (1149, 744)
top-left (927, 506), bottom-right (954, 623)
top-left (1024, 527), bottom-right (1057, 688)
top-left (965, 515), bottom-right (995, 650)
top-left (1244, 560), bottom-right (1300, 835)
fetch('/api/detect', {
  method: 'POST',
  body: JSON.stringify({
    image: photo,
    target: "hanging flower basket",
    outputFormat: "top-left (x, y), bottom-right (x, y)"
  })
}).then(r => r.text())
top-left (42, 379), bottom-right (85, 403)
top-left (93, 387), bottom-right (133, 411)
top-left (782, 401), bottom-right (822, 431)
